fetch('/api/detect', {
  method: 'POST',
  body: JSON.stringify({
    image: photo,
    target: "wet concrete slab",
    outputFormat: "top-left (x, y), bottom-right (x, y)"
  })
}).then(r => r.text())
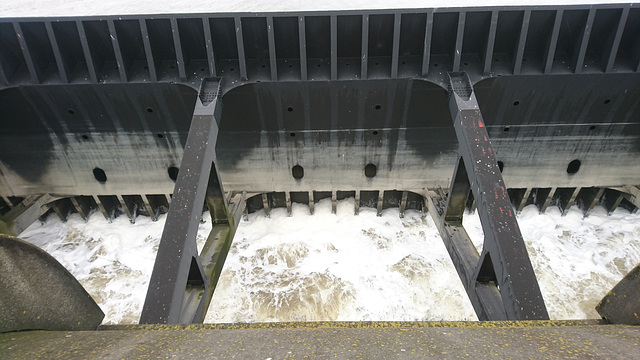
top-left (1, 321), bottom-right (639, 359)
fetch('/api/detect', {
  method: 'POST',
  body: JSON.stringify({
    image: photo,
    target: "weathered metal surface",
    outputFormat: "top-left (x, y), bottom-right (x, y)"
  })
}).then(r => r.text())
top-left (596, 263), bottom-right (640, 325)
top-left (425, 190), bottom-right (507, 320)
top-left (0, 5), bottom-right (639, 324)
top-left (140, 79), bottom-right (228, 324)
top-left (0, 235), bottom-right (104, 332)
top-left (0, 194), bottom-right (58, 235)
top-left (1, 5), bottom-right (638, 88)
top-left (433, 72), bottom-right (548, 321)
top-left (1, 6), bottom-right (640, 206)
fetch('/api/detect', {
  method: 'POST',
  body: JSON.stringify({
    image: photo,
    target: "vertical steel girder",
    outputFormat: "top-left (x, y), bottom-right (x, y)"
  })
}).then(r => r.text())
top-left (430, 73), bottom-right (549, 321)
top-left (140, 78), bottom-right (244, 324)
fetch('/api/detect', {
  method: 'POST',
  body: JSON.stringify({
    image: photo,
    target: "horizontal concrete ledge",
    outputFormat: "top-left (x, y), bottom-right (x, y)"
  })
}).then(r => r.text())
top-left (100, 319), bottom-right (606, 331)
top-left (2, 321), bottom-right (638, 359)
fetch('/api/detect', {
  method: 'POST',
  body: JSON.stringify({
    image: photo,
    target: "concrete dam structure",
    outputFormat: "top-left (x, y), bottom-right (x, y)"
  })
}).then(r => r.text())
top-left (1, 2), bottom-right (639, 358)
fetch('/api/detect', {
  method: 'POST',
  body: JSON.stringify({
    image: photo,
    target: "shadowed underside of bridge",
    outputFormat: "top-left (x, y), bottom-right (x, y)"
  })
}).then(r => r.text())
top-left (1, 4), bottom-right (640, 329)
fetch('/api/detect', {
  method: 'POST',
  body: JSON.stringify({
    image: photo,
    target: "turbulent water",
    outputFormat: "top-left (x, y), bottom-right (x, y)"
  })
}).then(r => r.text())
top-left (19, 198), bottom-right (640, 324)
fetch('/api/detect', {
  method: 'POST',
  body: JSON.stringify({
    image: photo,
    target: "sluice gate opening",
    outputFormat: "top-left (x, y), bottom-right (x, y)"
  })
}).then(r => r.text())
top-left (1, 3), bottom-right (640, 329)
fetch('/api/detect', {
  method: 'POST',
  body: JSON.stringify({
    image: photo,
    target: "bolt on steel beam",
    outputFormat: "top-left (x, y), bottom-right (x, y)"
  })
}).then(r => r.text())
top-left (432, 72), bottom-right (549, 321)
top-left (140, 78), bottom-right (243, 324)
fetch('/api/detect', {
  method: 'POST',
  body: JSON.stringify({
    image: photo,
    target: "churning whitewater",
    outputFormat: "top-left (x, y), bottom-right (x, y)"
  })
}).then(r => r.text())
top-left (19, 198), bottom-right (640, 325)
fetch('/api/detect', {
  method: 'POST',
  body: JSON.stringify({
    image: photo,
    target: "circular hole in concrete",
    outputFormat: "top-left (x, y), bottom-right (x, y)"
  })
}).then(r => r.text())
top-left (365, 163), bottom-right (377, 178)
top-left (146, 107), bottom-right (154, 113)
top-left (503, 126), bottom-right (510, 132)
top-left (292, 165), bottom-right (304, 179)
top-left (68, 109), bottom-right (75, 115)
top-left (513, 101), bottom-right (520, 106)
top-left (290, 132), bottom-right (296, 137)
top-left (589, 125), bottom-right (596, 130)
top-left (604, 99), bottom-right (611, 104)
top-left (375, 104), bottom-right (382, 110)
top-left (372, 130), bottom-right (379, 135)
top-left (156, 133), bottom-right (164, 139)
top-left (168, 166), bottom-right (179, 182)
top-left (567, 159), bottom-right (581, 175)
top-left (81, 134), bottom-right (89, 140)
top-left (93, 168), bottom-right (107, 183)
top-left (287, 107), bottom-right (294, 112)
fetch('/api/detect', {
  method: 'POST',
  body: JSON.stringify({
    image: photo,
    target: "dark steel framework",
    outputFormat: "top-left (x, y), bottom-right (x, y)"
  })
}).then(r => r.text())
top-left (432, 73), bottom-right (548, 320)
top-left (1, 5), bottom-right (639, 88)
top-left (1, 4), bottom-right (639, 323)
top-left (138, 79), bottom-right (247, 323)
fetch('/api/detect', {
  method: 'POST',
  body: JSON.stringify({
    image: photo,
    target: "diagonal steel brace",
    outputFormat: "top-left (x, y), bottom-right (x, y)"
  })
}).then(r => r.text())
top-left (140, 78), bottom-right (243, 324)
top-left (433, 72), bottom-right (549, 320)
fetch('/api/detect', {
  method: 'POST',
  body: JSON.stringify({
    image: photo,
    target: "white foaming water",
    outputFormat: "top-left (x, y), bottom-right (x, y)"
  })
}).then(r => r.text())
top-left (19, 215), bottom-right (164, 324)
top-left (19, 199), bottom-right (640, 324)
top-left (205, 198), bottom-right (475, 323)
top-left (463, 205), bottom-right (640, 319)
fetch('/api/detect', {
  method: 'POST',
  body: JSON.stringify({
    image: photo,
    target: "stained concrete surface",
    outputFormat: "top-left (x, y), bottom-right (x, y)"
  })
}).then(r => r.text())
top-left (1, 321), bottom-right (638, 359)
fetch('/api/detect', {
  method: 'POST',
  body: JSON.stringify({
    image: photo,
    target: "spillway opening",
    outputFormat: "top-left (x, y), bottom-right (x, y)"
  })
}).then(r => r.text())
top-left (16, 195), bottom-right (640, 325)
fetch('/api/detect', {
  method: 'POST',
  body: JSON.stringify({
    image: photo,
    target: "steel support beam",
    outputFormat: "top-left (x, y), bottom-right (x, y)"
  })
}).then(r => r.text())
top-left (425, 190), bottom-right (507, 321)
top-left (429, 72), bottom-right (549, 321)
top-left (582, 187), bottom-right (606, 216)
top-left (50, 199), bottom-right (72, 222)
top-left (140, 78), bottom-right (243, 324)
top-left (70, 196), bottom-right (91, 221)
top-left (0, 194), bottom-right (58, 235)
top-left (516, 188), bottom-right (532, 213)
top-left (624, 186), bottom-right (640, 210)
top-left (399, 191), bottom-right (408, 218)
